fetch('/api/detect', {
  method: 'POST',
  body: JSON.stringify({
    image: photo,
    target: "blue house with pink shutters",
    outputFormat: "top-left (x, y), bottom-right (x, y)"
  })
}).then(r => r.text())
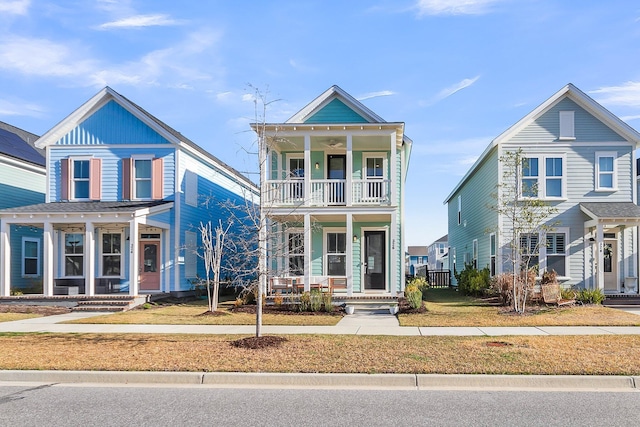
top-left (0, 87), bottom-right (258, 297)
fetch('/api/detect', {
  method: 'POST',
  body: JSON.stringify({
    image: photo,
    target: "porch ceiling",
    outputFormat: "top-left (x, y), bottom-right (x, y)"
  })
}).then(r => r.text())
top-left (266, 212), bottom-right (392, 223)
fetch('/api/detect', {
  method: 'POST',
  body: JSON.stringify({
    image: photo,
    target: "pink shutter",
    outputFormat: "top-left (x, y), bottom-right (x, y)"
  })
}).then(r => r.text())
top-left (61, 158), bottom-right (71, 201)
top-left (89, 158), bottom-right (102, 201)
top-left (122, 158), bottom-right (132, 200)
top-left (152, 158), bottom-right (164, 200)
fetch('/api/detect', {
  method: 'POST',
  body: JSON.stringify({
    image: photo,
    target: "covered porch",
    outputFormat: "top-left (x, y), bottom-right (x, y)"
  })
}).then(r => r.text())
top-left (581, 202), bottom-right (640, 295)
top-left (0, 201), bottom-right (173, 297)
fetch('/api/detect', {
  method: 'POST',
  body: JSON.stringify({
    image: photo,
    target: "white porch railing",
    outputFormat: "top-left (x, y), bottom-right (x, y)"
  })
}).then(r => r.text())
top-left (265, 179), bottom-right (391, 206)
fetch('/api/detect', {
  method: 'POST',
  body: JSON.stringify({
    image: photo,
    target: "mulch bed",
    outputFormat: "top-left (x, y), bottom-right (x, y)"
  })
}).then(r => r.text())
top-left (197, 310), bottom-right (230, 317)
top-left (231, 335), bottom-right (288, 349)
top-left (397, 298), bottom-right (427, 314)
top-left (0, 304), bottom-right (71, 316)
top-left (230, 305), bottom-right (345, 316)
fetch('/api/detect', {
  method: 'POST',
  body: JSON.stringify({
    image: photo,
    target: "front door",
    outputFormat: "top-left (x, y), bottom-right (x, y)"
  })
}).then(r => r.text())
top-left (364, 231), bottom-right (385, 290)
top-left (139, 241), bottom-right (160, 291)
top-left (327, 155), bottom-right (346, 204)
top-left (603, 240), bottom-right (618, 292)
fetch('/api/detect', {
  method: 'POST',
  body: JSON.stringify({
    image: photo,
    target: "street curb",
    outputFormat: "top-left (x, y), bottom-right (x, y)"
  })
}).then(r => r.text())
top-left (0, 370), bottom-right (638, 390)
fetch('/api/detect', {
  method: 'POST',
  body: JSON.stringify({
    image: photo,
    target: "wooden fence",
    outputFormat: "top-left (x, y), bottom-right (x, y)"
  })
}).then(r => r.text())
top-left (414, 266), bottom-right (451, 288)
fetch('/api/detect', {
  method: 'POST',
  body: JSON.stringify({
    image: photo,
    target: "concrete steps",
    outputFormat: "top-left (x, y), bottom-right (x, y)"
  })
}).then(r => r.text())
top-left (72, 298), bottom-right (138, 312)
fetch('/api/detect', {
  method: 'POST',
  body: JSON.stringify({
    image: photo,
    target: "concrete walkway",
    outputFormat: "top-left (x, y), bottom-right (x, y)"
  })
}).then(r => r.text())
top-left (2, 307), bottom-right (640, 336)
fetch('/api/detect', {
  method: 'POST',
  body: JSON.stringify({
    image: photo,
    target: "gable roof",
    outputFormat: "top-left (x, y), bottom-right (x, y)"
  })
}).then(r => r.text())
top-left (444, 83), bottom-right (640, 204)
top-left (35, 87), bottom-right (257, 193)
top-left (0, 121), bottom-right (45, 167)
top-left (286, 85), bottom-right (386, 124)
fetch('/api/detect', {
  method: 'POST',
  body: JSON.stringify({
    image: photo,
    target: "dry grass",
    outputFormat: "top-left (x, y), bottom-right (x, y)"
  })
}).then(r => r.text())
top-left (65, 301), bottom-right (342, 326)
top-left (0, 313), bottom-right (40, 323)
top-left (1, 333), bottom-right (640, 375)
top-left (399, 288), bottom-right (640, 327)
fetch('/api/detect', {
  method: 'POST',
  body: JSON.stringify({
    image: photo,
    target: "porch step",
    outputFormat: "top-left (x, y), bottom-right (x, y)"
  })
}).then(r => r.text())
top-left (603, 296), bottom-right (640, 306)
top-left (72, 299), bottom-right (137, 312)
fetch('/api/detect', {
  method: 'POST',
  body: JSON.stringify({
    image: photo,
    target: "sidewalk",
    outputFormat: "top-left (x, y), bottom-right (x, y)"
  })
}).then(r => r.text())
top-left (1, 307), bottom-right (640, 336)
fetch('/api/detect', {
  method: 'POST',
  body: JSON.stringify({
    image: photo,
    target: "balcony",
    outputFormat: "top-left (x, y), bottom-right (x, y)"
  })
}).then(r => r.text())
top-left (264, 179), bottom-right (391, 207)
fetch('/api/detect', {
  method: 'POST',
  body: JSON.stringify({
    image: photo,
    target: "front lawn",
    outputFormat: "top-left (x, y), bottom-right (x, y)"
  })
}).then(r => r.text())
top-left (398, 288), bottom-right (640, 327)
top-left (65, 300), bottom-right (343, 326)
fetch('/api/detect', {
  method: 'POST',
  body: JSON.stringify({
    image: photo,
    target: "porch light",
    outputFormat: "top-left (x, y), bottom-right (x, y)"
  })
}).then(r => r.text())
top-left (315, 162), bottom-right (320, 169)
top-left (353, 235), bottom-right (358, 243)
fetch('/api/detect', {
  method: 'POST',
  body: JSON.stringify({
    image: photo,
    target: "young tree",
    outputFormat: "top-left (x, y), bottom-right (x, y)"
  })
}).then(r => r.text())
top-left (198, 219), bottom-right (232, 313)
top-left (491, 149), bottom-right (558, 313)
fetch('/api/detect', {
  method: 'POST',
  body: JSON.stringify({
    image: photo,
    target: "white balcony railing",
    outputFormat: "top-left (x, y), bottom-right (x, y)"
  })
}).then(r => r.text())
top-left (264, 179), bottom-right (391, 206)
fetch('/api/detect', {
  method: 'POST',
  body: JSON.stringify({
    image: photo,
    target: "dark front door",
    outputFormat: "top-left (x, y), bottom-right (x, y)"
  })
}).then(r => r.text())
top-left (327, 155), bottom-right (346, 204)
top-left (364, 231), bottom-right (385, 290)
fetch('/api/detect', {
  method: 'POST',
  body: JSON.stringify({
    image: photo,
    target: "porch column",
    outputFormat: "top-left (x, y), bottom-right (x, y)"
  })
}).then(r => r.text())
top-left (391, 211), bottom-right (398, 296)
top-left (42, 222), bottom-right (54, 296)
top-left (621, 226), bottom-right (627, 286)
top-left (346, 212), bottom-right (353, 296)
top-left (0, 221), bottom-right (9, 296)
top-left (129, 219), bottom-right (139, 295)
top-left (390, 132), bottom-right (397, 205)
top-left (85, 222), bottom-right (95, 296)
top-left (304, 213), bottom-right (311, 292)
top-left (596, 223), bottom-right (604, 291)
top-left (304, 135), bottom-right (311, 207)
top-left (346, 134), bottom-right (352, 205)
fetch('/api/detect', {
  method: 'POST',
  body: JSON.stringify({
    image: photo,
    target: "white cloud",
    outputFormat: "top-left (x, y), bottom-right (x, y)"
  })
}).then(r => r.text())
top-left (357, 91), bottom-right (396, 101)
top-left (97, 14), bottom-right (183, 29)
top-left (621, 114), bottom-right (640, 122)
top-left (415, 0), bottom-right (503, 16)
top-left (0, 98), bottom-right (44, 118)
top-left (0, 0), bottom-right (30, 15)
top-left (589, 81), bottom-right (640, 108)
top-left (424, 76), bottom-right (480, 105)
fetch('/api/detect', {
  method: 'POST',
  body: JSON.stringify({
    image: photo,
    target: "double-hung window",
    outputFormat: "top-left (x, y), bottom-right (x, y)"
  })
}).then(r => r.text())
top-left (22, 237), bottom-right (40, 277)
top-left (489, 233), bottom-right (496, 276)
top-left (287, 231), bottom-right (304, 276)
top-left (546, 232), bottom-right (566, 277)
top-left (64, 233), bottom-right (84, 277)
top-left (326, 232), bottom-right (346, 276)
top-left (472, 239), bottom-right (478, 269)
top-left (521, 155), bottom-right (564, 199)
top-left (123, 157), bottom-right (163, 200)
top-left (73, 160), bottom-right (90, 199)
top-left (595, 152), bottom-right (616, 191)
top-left (519, 233), bottom-right (539, 272)
top-left (134, 159), bottom-right (152, 199)
top-left (101, 233), bottom-right (122, 277)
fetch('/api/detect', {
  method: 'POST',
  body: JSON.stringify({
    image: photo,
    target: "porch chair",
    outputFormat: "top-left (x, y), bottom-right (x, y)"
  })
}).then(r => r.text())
top-left (269, 277), bottom-right (293, 295)
top-left (541, 284), bottom-right (576, 307)
top-left (329, 277), bottom-right (347, 293)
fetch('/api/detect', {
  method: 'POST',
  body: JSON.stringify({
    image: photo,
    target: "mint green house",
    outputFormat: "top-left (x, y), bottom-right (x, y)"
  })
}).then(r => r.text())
top-left (253, 86), bottom-right (412, 296)
top-left (445, 84), bottom-right (640, 294)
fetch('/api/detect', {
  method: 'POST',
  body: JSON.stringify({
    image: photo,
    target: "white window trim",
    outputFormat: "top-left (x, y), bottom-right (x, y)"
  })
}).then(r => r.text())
top-left (63, 231), bottom-right (85, 278)
top-left (542, 227), bottom-right (570, 280)
top-left (489, 233), bottom-right (496, 277)
top-left (362, 152), bottom-right (388, 179)
top-left (185, 170), bottom-right (198, 207)
top-left (457, 195), bottom-right (461, 225)
top-left (559, 111), bottom-right (575, 140)
top-left (131, 155), bottom-right (155, 201)
top-left (472, 239), bottom-right (478, 269)
top-left (323, 227), bottom-right (346, 277)
top-left (285, 228), bottom-right (304, 276)
top-left (285, 153), bottom-right (305, 178)
top-left (99, 231), bottom-right (124, 278)
top-left (70, 156), bottom-right (92, 201)
top-left (22, 237), bottom-right (40, 277)
top-left (595, 151), bottom-right (617, 192)
top-left (520, 154), bottom-right (567, 201)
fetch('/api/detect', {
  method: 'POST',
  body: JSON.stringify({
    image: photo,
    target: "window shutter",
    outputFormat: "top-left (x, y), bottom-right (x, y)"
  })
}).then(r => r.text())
top-left (61, 158), bottom-right (71, 201)
top-left (152, 158), bottom-right (164, 200)
top-left (122, 158), bottom-right (132, 200)
top-left (89, 158), bottom-right (102, 201)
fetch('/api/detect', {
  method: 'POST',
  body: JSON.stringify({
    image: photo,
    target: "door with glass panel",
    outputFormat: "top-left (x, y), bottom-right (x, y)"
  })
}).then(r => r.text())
top-left (327, 155), bottom-right (346, 204)
top-left (139, 240), bottom-right (160, 291)
top-left (364, 231), bottom-right (386, 290)
top-left (365, 156), bottom-right (385, 201)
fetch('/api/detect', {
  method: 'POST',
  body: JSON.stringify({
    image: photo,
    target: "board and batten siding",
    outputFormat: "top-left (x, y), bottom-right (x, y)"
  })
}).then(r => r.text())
top-left (304, 98), bottom-right (369, 124)
top-left (448, 147), bottom-right (499, 283)
top-left (55, 100), bottom-right (171, 146)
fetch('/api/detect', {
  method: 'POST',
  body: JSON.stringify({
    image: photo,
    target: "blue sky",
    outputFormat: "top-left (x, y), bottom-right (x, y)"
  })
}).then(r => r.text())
top-left (1, 0), bottom-right (640, 248)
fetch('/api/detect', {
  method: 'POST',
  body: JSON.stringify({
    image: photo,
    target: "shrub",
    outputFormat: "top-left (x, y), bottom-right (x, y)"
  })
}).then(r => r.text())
top-left (273, 294), bottom-right (284, 306)
top-left (233, 297), bottom-right (244, 308)
top-left (408, 276), bottom-right (429, 300)
top-left (541, 269), bottom-right (558, 286)
top-left (577, 288), bottom-right (605, 305)
top-left (322, 292), bottom-right (333, 313)
top-left (298, 292), bottom-right (311, 312)
top-left (489, 273), bottom-right (513, 307)
top-left (309, 289), bottom-right (323, 312)
top-left (455, 263), bottom-right (490, 296)
top-left (405, 284), bottom-right (423, 309)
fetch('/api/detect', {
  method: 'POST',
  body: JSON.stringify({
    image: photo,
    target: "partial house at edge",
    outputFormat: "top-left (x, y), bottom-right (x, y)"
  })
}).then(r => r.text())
top-left (407, 246), bottom-right (428, 276)
top-left (253, 85), bottom-right (412, 296)
top-left (427, 234), bottom-right (448, 271)
top-left (0, 122), bottom-right (47, 294)
top-left (0, 87), bottom-right (258, 297)
top-left (445, 83), bottom-right (640, 294)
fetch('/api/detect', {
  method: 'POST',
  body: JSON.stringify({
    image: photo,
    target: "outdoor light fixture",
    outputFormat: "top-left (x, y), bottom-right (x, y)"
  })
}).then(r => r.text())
top-left (315, 162), bottom-right (320, 169)
top-left (353, 235), bottom-right (358, 242)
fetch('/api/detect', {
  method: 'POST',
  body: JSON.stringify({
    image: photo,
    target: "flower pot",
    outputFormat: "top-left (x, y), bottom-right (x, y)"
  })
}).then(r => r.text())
top-left (389, 306), bottom-right (398, 315)
top-left (345, 305), bottom-right (355, 315)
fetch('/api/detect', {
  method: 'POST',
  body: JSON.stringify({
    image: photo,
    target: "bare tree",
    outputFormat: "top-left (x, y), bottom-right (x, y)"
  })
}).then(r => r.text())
top-left (491, 149), bottom-right (558, 313)
top-left (198, 219), bottom-right (232, 313)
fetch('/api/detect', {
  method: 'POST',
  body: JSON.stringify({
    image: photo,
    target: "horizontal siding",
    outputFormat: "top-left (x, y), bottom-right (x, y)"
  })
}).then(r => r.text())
top-left (56, 100), bottom-right (171, 145)
top-left (0, 163), bottom-right (45, 208)
top-left (48, 147), bottom-right (175, 202)
top-left (304, 99), bottom-right (369, 124)
top-left (511, 98), bottom-right (626, 144)
top-left (9, 225), bottom-right (43, 291)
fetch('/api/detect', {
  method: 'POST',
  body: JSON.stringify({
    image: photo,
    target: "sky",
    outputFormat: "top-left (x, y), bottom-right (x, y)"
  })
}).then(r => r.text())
top-left (1, 0), bottom-right (640, 249)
